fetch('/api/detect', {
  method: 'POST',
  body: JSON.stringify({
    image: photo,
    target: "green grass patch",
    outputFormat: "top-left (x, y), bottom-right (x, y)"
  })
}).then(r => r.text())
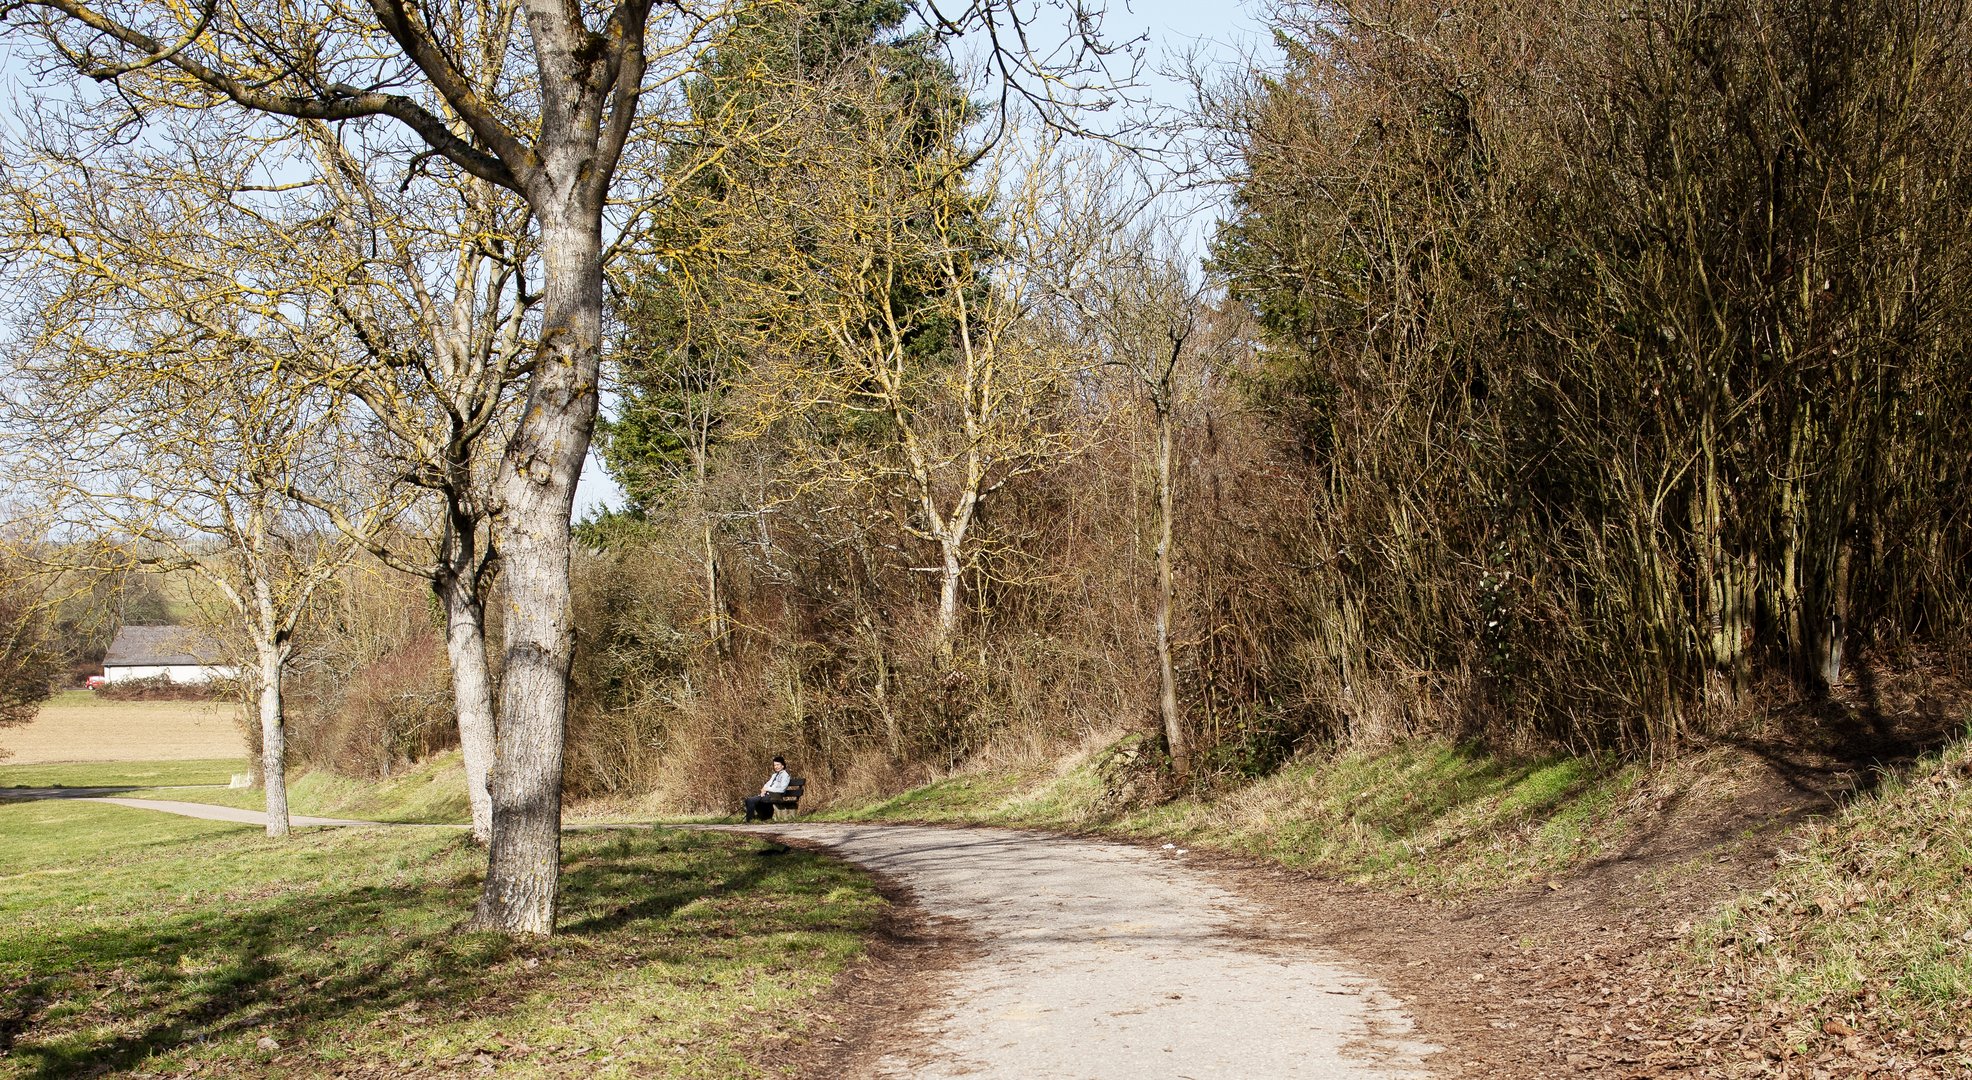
top-left (0, 804), bottom-right (882, 1079)
top-left (1692, 731), bottom-right (1972, 1057)
top-left (0, 759), bottom-right (243, 789)
top-left (37, 689), bottom-right (228, 709)
top-left (825, 770), bottom-right (1045, 824)
top-left (814, 737), bottom-right (1647, 897)
top-left (108, 753), bottom-right (476, 825)
top-left (42, 690), bottom-right (110, 709)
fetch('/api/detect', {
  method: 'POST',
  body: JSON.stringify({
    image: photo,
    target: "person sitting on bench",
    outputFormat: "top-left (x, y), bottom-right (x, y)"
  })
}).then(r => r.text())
top-left (743, 756), bottom-right (792, 822)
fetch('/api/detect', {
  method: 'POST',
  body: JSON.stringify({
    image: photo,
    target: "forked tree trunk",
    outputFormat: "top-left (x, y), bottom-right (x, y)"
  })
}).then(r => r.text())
top-left (472, 208), bottom-right (600, 936)
top-left (439, 571), bottom-right (496, 844)
top-left (928, 490), bottom-right (978, 663)
top-left (254, 639), bottom-right (290, 839)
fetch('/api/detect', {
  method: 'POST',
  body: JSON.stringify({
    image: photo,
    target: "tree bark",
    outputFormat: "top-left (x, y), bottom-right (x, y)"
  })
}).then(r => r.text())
top-left (471, 208), bottom-right (600, 936)
top-left (936, 539), bottom-right (965, 655)
top-left (702, 508), bottom-right (727, 653)
top-left (438, 569), bottom-right (496, 844)
top-left (1152, 394), bottom-right (1187, 779)
top-left (928, 484), bottom-right (979, 662)
top-left (1775, 407), bottom-right (1811, 685)
top-left (1821, 537), bottom-right (1853, 689)
top-left (254, 638), bottom-right (290, 839)
top-left (693, 436), bottom-right (728, 654)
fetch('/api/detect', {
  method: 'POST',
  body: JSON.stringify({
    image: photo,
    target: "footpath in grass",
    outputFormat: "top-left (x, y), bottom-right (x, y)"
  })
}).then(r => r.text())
top-left (0, 801), bottom-right (882, 1079)
top-left (0, 759), bottom-right (242, 790)
top-left (134, 752), bottom-right (474, 825)
top-left (0, 754), bottom-right (473, 825)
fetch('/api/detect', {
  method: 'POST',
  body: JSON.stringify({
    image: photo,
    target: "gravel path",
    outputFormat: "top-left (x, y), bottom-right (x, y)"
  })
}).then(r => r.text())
top-left (9, 790), bottom-right (1443, 1075)
top-left (744, 822), bottom-right (1439, 1080)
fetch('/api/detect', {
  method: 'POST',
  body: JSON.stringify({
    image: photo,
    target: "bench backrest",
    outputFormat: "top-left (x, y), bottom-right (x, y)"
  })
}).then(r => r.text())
top-left (778, 778), bottom-right (806, 800)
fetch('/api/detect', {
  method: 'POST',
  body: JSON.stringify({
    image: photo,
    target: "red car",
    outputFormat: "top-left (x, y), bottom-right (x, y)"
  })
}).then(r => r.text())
top-left (85, 675), bottom-right (107, 690)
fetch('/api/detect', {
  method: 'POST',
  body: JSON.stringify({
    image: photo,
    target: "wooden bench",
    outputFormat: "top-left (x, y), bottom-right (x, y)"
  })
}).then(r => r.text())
top-left (765, 777), bottom-right (806, 818)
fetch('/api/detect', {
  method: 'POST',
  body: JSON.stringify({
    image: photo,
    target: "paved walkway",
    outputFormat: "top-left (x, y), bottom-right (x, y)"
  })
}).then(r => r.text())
top-left (93, 797), bottom-right (378, 827)
top-left (2, 788), bottom-right (393, 827)
top-left (739, 822), bottom-right (1439, 1080)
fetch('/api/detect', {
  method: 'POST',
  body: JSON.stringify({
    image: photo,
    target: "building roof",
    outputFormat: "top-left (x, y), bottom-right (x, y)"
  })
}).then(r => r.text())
top-left (103, 625), bottom-right (228, 668)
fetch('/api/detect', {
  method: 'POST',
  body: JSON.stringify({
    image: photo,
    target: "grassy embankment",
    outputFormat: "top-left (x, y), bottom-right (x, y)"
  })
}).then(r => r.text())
top-left (824, 737), bottom-right (1655, 897)
top-left (151, 752), bottom-right (472, 824)
top-left (818, 724), bottom-right (1972, 1059)
top-left (0, 783), bottom-right (882, 1079)
top-left (1692, 735), bottom-right (1972, 1056)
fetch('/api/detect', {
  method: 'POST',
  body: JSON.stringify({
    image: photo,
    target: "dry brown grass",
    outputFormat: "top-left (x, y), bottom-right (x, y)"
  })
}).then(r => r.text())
top-left (3, 690), bottom-right (243, 762)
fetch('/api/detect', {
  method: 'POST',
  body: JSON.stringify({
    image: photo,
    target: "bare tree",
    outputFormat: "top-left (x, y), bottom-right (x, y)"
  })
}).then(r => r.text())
top-left (0, 554), bottom-right (61, 756)
top-left (1057, 219), bottom-right (1206, 778)
top-left (10, 344), bottom-right (367, 837)
top-left (283, 121), bottom-right (534, 846)
top-left (0, 115), bottom-right (524, 839)
top-left (2, 0), bottom-right (1133, 932)
top-left (708, 96), bottom-right (1094, 655)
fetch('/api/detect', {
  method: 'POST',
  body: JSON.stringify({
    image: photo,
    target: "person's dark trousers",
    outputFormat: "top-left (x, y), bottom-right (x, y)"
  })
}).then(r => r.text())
top-left (743, 796), bottom-right (777, 822)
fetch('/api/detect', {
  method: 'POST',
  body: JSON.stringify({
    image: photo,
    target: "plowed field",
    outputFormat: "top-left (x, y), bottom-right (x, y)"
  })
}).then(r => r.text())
top-left (4, 692), bottom-right (244, 762)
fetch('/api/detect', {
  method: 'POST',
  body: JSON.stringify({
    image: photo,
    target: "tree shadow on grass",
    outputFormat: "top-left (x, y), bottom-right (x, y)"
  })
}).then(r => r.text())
top-left (3, 831), bottom-right (852, 1078)
top-left (5, 876), bottom-right (506, 1078)
top-left (556, 842), bottom-right (776, 937)
top-left (0, 786), bottom-right (148, 802)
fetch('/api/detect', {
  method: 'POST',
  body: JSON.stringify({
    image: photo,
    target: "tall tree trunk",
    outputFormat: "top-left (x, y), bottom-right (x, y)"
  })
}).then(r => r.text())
top-left (695, 446), bottom-right (727, 654)
top-left (439, 570), bottom-right (496, 844)
top-left (935, 539), bottom-right (964, 656)
top-left (1822, 537), bottom-right (1853, 689)
top-left (702, 515), bottom-right (726, 653)
top-left (473, 208), bottom-right (600, 935)
top-left (254, 638), bottom-right (290, 839)
top-left (930, 489), bottom-right (979, 662)
top-left (1775, 407), bottom-right (1813, 685)
top-left (1153, 396), bottom-right (1187, 779)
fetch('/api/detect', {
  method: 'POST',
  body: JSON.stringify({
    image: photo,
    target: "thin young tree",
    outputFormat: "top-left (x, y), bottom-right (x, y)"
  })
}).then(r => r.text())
top-left (713, 93), bottom-right (1093, 655)
top-left (1057, 220), bottom-right (1206, 779)
top-left (11, 344), bottom-right (368, 838)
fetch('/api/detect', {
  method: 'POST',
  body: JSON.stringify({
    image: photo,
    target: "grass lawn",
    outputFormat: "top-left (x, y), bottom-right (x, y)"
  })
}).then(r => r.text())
top-left (0, 801), bottom-right (882, 1078)
top-left (2, 755), bottom-right (472, 825)
top-left (0, 759), bottom-right (243, 790)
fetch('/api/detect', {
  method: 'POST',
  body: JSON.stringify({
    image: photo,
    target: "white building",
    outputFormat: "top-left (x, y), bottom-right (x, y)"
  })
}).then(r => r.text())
top-left (101, 625), bottom-right (238, 684)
